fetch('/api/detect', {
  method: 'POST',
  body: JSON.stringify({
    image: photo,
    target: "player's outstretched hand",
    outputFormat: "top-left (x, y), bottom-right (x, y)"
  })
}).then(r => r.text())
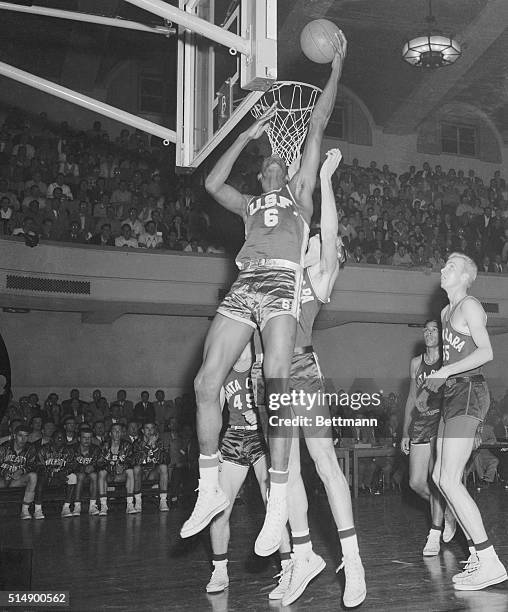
top-left (247, 103), bottom-right (277, 140)
top-left (401, 436), bottom-right (410, 455)
top-left (243, 409), bottom-right (258, 426)
top-left (320, 148), bottom-right (342, 179)
top-left (332, 30), bottom-right (347, 70)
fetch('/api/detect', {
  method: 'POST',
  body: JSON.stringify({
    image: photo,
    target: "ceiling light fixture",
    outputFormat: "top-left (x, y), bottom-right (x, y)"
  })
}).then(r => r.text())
top-left (402, 0), bottom-right (461, 68)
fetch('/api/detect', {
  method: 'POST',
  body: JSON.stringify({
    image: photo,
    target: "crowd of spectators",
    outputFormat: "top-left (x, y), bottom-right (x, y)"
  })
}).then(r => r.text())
top-left (330, 159), bottom-right (508, 273)
top-left (1, 106), bottom-right (508, 274)
top-left (0, 108), bottom-right (225, 254)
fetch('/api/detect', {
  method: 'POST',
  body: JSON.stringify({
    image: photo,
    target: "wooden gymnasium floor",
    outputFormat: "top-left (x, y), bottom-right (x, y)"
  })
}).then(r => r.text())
top-left (1, 484), bottom-right (507, 611)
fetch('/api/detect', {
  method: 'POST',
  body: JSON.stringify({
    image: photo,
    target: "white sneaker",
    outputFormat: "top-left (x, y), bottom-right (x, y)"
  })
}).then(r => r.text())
top-left (453, 553), bottom-right (479, 583)
top-left (61, 506), bottom-right (73, 518)
top-left (180, 480), bottom-right (229, 539)
top-left (206, 563), bottom-right (229, 594)
top-left (254, 493), bottom-right (287, 557)
top-left (159, 499), bottom-right (170, 512)
top-left (33, 508), bottom-right (45, 520)
top-left (126, 502), bottom-right (137, 514)
top-left (454, 555), bottom-right (507, 591)
top-left (423, 531), bottom-right (441, 556)
top-left (443, 507), bottom-right (457, 543)
top-left (99, 506), bottom-right (108, 516)
top-left (20, 508), bottom-right (31, 520)
top-left (282, 552), bottom-right (325, 606)
top-left (269, 559), bottom-right (293, 600)
top-left (72, 502), bottom-right (82, 516)
top-left (89, 503), bottom-right (100, 516)
top-left (337, 553), bottom-right (367, 608)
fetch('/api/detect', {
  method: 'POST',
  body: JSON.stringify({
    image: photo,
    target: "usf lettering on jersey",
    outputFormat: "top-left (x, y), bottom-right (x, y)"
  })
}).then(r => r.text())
top-left (236, 186), bottom-right (308, 267)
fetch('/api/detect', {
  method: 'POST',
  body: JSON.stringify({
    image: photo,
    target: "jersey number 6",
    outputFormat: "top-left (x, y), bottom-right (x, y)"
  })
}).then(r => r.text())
top-left (264, 208), bottom-right (279, 227)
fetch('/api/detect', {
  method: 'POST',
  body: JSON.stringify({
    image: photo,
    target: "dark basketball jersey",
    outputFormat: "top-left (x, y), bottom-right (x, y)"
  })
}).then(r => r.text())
top-left (37, 443), bottom-right (74, 478)
top-left (135, 437), bottom-right (166, 467)
top-left (0, 441), bottom-right (36, 478)
top-left (74, 445), bottom-right (101, 472)
top-left (101, 440), bottom-right (133, 472)
top-left (296, 269), bottom-right (323, 348)
top-left (236, 185), bottom-right (309, 267)
top-left (415, 354), bottom-right (442, 415)
top-left (442, 296), bottom-right (485, 376)
top-left (223, 366), bottom-right (255, 427)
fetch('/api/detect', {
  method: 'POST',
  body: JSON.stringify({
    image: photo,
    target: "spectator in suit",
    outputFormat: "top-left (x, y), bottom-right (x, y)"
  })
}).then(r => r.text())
top-left (134, 391), bottom-right (155, 424)
top-left (89, 223), bottom-right (115, 247)
top-left (114, 390), bottom-right (134, 422)
top-left (153, 390), bottom-right (172, 433)
top-left (62, 398), bottom-right (86, 424)
top-left (367, 248), bottom-right (387, 265)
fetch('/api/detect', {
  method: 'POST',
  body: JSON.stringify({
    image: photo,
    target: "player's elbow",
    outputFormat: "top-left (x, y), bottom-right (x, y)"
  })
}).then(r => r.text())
top-left (484, 346), bottom-right (494, 363)
top-left (204, 175), bottom-right (219, 196)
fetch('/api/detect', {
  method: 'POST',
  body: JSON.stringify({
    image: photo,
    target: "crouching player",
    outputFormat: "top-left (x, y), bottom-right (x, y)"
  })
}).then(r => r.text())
top-left (98, 423), bottom-right (136, 515)
top-left (35, 428), bottom-right (77, 518)
top-left (133, 422), bottom-right (169, 513)
top-left (73, 427), bottom-right (102, 516)
top-left (207, 341), bottom-right (292, 599)
top-left (0, 423), bottom-right (37, 519)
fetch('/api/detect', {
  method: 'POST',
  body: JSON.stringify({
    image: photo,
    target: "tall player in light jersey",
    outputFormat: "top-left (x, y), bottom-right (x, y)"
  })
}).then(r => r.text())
top-left (205, 340), bottom-right (292, 600)
top-left (181, 33), bottom-right (347, 556)
top-left (401, 320), bottom-right (452, 556)
top-left (254, 150), bottom-right (366, 608)
top-left (423, 253), bottom-right (507, 590)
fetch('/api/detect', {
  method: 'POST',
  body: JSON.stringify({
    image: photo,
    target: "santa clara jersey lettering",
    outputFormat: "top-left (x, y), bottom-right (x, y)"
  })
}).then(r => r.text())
top-left (223, 366), bottom-right (255, 427)
top-left (442, 296), bottom-right (484, 376)
top-left (415, 354), bottom-right (442, 415)
top-left (236, 185), bottom-right (309, 267)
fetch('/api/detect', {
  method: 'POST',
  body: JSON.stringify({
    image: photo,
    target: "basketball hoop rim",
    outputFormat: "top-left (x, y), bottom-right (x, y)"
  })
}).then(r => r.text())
top-left (252, 81), bottom-right (323, 113)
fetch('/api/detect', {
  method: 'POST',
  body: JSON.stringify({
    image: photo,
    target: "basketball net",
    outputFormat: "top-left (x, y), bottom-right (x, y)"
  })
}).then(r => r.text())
top-left (251, 81), bottom-right (322, 167)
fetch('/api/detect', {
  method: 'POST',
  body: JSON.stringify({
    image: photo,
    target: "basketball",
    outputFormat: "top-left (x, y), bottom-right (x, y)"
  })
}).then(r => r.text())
top-left (300, 19), bottom-right (344, 64)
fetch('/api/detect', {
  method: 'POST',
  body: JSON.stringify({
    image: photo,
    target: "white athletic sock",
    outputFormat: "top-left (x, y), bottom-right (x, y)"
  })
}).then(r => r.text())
top-left (339, 526), bottom-right (360, 556)
top-left (160, 493), bottom-right (167, 501)
top-left (292, 529), bottom-right (313, 557)
top-left (100, 496), bottom-right (107, 507)
top-left (35, 504), bottom-right (42, 512)
top-left (199, 453), bottom-right (220, 488)
top-left (477, 546), bottom-right (497, 560)
top-left (127, 496), bottom-right (134, 504)
top-left (135, 493), bottom-right (142, 504)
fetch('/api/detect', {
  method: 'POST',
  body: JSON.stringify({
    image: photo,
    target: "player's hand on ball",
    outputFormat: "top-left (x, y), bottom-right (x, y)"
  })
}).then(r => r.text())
top-left (247, 103), bottom-right (277, 140)
top-left (332, 30), bottom-right (347, 68)
top-left (243, 410), bottom-right (258, 426)
top-left (401, 437), bottom-right (410, 455)
top-left (320, 148), bottom-right (342, 179)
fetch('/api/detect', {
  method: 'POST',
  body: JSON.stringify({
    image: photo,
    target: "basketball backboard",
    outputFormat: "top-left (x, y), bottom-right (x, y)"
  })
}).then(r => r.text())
top-left (176, 0), bottom-right (277, 171)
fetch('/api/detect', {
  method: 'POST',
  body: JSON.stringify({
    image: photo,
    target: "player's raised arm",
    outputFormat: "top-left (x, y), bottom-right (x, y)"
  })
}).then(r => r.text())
top-left (205, 104), bottom-right (277, 217)
top-left (319, 148), bottom-right (342, 273)
top-left (290, 32), bottom-right (347, 217)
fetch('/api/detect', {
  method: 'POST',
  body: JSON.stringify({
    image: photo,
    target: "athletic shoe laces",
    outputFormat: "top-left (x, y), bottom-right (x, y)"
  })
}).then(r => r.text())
top-left (459, 554), bottom-right (480, 575)
top-left (273, 562), bottom-right (292, 589)
top-left (336, 555), bottom-right (365, 590)
top-left (262, 496), bottom-right (285, 542)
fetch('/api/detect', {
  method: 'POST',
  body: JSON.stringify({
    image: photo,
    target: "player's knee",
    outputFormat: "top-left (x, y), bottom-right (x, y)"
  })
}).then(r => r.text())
top-left (27, 472), bottom-right (37, 486)
top-left (194, 369), bottom-right (220, 403)
top-left (313, 448), bottom-right (338, 484)
top-left (409, 475), bottom-right (427, 496)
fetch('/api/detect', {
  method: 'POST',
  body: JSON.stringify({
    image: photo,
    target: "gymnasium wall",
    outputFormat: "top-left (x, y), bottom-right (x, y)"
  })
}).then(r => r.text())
top-left (2, 311), bottom-right (506, 406)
